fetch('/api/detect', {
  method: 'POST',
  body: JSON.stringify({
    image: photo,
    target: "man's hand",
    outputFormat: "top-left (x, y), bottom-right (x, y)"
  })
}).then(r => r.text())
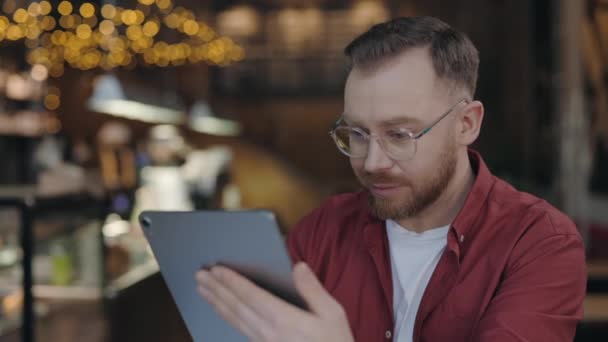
top-left (195, 262), bottom-right (354, 342)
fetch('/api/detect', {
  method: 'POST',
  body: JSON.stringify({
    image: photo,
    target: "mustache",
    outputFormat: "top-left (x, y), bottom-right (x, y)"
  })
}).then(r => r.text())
top-left (359, 172), bottom-right (408, 186)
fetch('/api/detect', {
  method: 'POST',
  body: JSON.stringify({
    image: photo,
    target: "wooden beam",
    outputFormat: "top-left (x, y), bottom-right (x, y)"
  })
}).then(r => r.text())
top-left (555, 0), bottom-right (592, 245)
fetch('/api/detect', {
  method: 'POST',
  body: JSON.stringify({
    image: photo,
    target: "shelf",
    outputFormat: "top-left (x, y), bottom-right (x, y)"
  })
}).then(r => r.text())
top-left (33, 285), bottom-right (102, 301)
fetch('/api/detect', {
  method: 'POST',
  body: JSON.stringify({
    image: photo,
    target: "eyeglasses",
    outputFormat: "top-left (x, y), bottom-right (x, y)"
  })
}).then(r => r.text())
top-left (329, 99), bottom-right (469, 161)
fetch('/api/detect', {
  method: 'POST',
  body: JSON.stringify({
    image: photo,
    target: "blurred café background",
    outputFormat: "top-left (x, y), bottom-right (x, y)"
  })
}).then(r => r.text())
top-left (0, 0), bottom-right (607, 341)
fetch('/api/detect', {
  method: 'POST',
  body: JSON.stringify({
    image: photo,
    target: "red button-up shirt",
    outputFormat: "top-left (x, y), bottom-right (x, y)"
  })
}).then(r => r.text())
top-left (287, 151), bottom-right (586, 341)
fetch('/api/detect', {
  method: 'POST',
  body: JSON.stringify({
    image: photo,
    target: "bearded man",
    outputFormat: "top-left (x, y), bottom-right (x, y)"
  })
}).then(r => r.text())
top-left (196, 16), bottom-right (586, 342)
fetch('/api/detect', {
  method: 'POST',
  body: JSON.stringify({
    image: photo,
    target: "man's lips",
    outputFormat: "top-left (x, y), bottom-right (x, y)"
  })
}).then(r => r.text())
top-left (368, 183), bottom-right (403, 197)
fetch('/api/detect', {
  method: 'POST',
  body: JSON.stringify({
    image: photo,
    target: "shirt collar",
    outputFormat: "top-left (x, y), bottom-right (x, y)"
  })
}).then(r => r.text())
top-left (451, 149), bottom-right (495, 238)
top-left (363, 149), bottom-right (495, 239)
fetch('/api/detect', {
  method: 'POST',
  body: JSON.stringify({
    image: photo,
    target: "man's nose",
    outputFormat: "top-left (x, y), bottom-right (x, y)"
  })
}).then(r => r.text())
top-left (363, 138), bottom-right (394, 173)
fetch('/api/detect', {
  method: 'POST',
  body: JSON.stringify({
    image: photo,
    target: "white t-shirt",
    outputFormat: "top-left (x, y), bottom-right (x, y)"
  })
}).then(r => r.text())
top-left (386, 219), bottom-right (449, 342)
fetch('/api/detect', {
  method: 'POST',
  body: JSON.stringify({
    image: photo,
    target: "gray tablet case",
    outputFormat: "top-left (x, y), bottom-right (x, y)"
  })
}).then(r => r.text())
top-left (139, 210), bottom-right (305, 342)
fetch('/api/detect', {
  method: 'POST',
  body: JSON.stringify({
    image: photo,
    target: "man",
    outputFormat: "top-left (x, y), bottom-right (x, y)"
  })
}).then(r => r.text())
top-left (196, 16), bottom-right (586, 341)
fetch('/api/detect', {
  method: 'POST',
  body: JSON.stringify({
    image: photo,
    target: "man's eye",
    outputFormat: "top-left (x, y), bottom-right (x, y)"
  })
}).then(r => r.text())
top-left (387, 130), bottom-right (410, 140)
top-left (350, 129), bottom-right (366, 139)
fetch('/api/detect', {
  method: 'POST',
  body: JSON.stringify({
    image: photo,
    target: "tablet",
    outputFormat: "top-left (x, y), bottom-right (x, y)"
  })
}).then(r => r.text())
top-left (138, 210), bottom-right (306, 342)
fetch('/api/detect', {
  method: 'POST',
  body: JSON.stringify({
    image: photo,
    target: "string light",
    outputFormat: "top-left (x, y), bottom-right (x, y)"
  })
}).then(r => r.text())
top-left (44, 93), bottom-right (60, 110)
top-left (57, 1), bottom-right (73, 16)
top-left (80, 3), bottom-right (95, 18)
top-left (27, 3), bottom-right (41, 17)
top-left (0, 0), bottom-right (244, 76)
top-left (101, 5), bottom-right (116, 19)
top-left (39, 2), bottom-right (52, 16)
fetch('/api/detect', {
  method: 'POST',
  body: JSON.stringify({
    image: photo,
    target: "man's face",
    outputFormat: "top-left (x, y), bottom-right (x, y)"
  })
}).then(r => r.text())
top-left (343, 48), bottom-right (459, 221)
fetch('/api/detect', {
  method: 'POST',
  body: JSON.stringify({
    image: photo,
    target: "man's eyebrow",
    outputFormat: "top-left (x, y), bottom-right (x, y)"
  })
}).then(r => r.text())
top-left (378, 116), bottom-right (423, 127)
top-left (341, 114), bottom-right (423, 127)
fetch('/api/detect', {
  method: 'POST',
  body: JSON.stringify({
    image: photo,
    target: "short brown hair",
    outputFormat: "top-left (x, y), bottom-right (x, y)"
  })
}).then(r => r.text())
top-left (344, 16), bottom-right (479, 97)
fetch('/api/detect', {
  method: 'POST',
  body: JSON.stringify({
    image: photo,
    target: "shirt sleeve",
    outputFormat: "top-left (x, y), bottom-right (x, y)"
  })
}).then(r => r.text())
top-left (472, 228), bottom-right (586, 341)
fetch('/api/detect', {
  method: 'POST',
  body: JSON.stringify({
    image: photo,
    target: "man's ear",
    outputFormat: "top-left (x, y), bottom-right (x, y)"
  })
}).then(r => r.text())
top-left (456, 100), bottom-right (484, 146)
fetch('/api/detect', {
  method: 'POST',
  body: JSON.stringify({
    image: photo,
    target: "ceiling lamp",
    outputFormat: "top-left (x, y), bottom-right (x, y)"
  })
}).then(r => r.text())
top-left (188, 101), bottom-right (241, 137)
top-left (88, 73), bottom-right (184, 124)
top-left (0, 0), bottom-right (246, 77)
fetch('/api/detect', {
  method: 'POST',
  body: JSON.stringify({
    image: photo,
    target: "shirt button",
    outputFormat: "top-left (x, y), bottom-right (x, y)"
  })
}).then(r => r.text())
top-left (385, 330), bottom-right (392, 339)
top-left (459, 234), bottom-right (465, 243)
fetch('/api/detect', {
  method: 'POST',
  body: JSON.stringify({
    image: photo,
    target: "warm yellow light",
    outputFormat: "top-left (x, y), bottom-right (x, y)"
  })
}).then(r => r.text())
top-left (41, 16), bottom-right (56, 31)
top-left (134, 10), bottom-right (145, 25)
top-left (0, 17), bottom-right (9, 32)
top-left (51, 31), bottom-right (67, 45)
top-left (129, 40), bottom-right (142, 52)
top-left (134, 37), bottom-right (153, 49)
top-left (27, 3), bottom-right (41, 17)
top-left (1, 0), bottom-right (243, 69)
top-left (183, 20), bottom-right (199, 36)
top-left (156, 57), bottom-right (169, 67)
top-left (26, 26), bottom-right (41, 40)
top-left (13, 9), bottom-right (29, 24)
top-left (112, 8), bottom-right (124, 25)
top-left (143, 48), bottom-right (156, 64)
top-left (44, 94), bottom-right (60, 110)
top-left (76, 24), bottom-right (92, 39)
top-left (92, 31), bottom-right (104, 44)
top-left (80, 3), bottom-right (95, 18)
top-left (101, 4), bottom-right (116, 19)
top-left (99, 20), bottom-right (115, 35)
top-left (39, 1), bottom-right (52, 16)
top-left (156, 0), bottom-right (172, 10)
top-left (126, 25), bottom-right (143, 40)
top-left (72, 14), bottom-right (83, 26)
top-left (181, 43), bottom-right (191, 57)
top-left (198, 27), bottom-right (215, 42)
top-left (230, 46), bottom-right (245, 61)
top-left (122, 53), bottom-right (132, 66)
top-left (84, 51), bottom-right (101, 66)
top-left (59, 15), bottom-right (75, 29)
top-left (64, 48), bottom-right (79, 62)
top-left (164, 13), bottom-right (179, 29)
top-left (83, 16), bottom-right (98, 28)
top-left (58, 1), bottom-right (73, 16)
top-left (109, 50), bottom-right (128, 65)
top-left (142, 21), bottom-right (159, 37)
top-left (121, 10), bottom-right (137, 26)
top-left (31, 64), bottom-right (48, 81)
top-left (153, 41), bottom-right (169, 58)
top-left (108, 37), bottom-right (126, 52)
top-left (6, 25), bottom-right (23, 40)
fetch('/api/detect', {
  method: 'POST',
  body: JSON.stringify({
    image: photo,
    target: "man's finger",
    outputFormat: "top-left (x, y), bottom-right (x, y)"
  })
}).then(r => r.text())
top-left (209, 266), bottom-right (311, 326)
top-left (196, 270), bottom-right (271, 340)
top-left (292, 262), bottom-right (345, 319)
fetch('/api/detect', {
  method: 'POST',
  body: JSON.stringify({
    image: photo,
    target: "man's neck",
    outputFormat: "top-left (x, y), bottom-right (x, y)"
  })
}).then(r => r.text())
top-left (396, 151), bottom-right (475, 233)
